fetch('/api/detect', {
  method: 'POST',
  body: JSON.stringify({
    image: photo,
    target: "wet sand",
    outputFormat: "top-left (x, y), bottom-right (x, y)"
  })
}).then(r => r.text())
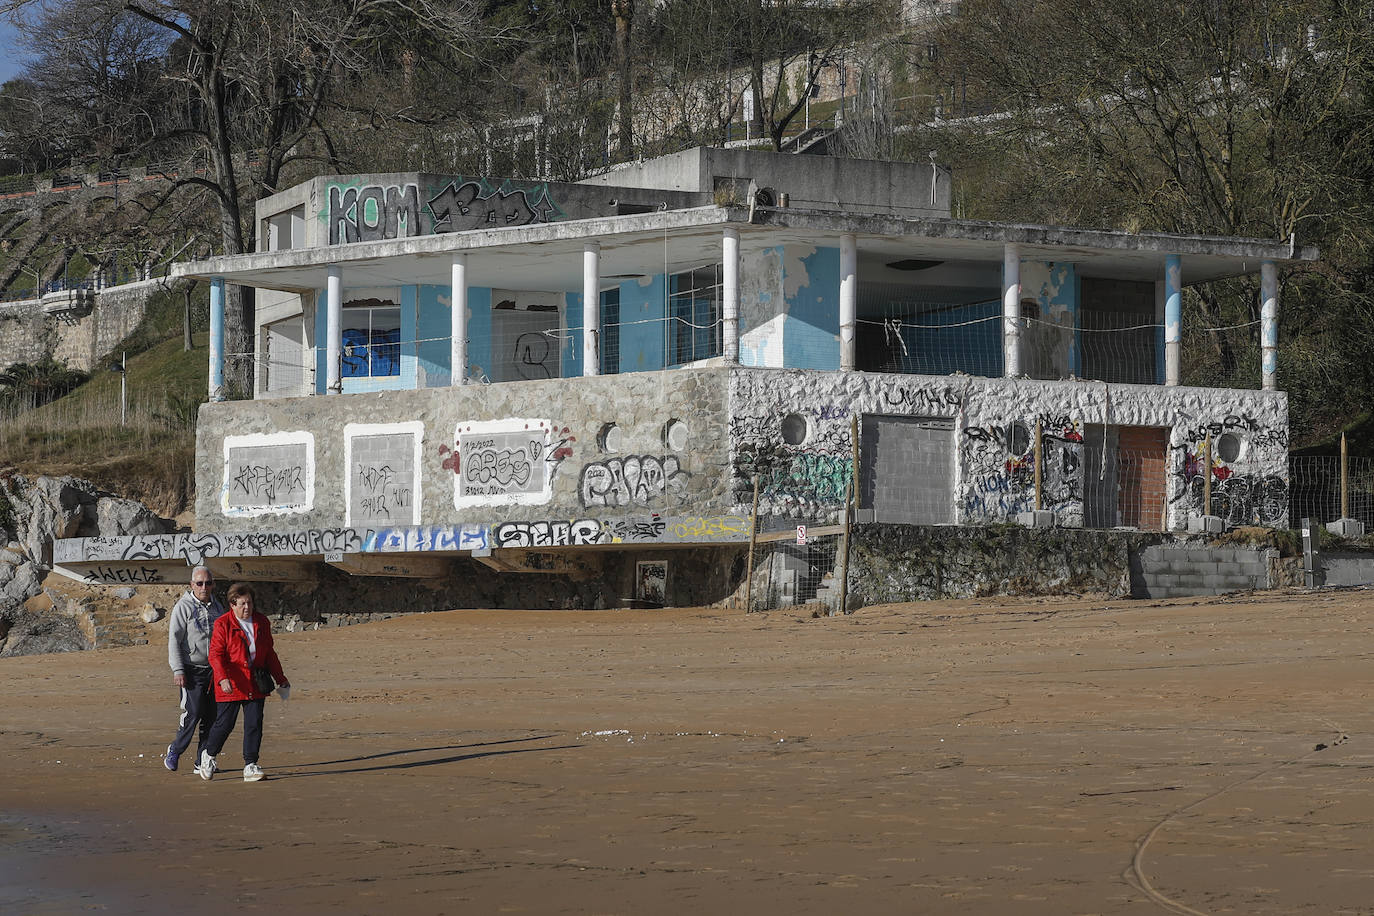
top-left (2, 590), bottom-right (1372, 915)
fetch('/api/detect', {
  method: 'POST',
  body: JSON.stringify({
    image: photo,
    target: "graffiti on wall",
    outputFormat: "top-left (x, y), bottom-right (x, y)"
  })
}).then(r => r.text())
top-left (223, 433), bottom-right (314, 515)
top-left (442, 419), bottom-right (574, 507)
top-left (347, 426), bottom-right (421, 527)
top-left (1170, 413), bottom-right (1288, 527)
top-left (427, 181), bottom-right (561, 232)
top-left (579, 455), bottom-right (691, 508)
top-left (326, 179), bottom-right (565, 244)
top-left (355, 463), bottom-right (412, 520)
top-left (960, 416), bottom-right (1083, 521)
top-left (882, 387), bottom-right (962, 413)
top-left (229, 463), bottom-right (307, 505)
top-left (328, 183), bottom-right (421, 244)
top-left (730, 411), bottom-right (854, 508)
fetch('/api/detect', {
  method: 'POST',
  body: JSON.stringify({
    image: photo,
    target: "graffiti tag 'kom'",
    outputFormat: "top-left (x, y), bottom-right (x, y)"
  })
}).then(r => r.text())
top-left (327, 180), bottom-right (563, 244)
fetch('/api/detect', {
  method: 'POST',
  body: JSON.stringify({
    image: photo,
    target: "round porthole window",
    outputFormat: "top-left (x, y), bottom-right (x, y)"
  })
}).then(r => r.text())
top-left (1007, 421), bottom-right (1031, 457)
top-left (1216, 432), bottom-right (1242, 463)
top-left (781, 413), bottom-right (808, 446)
top-left (662, 419), bottom-right (689, 452)
top-left (597, 422), bottom-right (622, 452)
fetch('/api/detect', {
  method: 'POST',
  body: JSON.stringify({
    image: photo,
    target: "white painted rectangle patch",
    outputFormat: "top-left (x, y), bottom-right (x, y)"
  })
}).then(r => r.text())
top-left (452, 418), bottom-right (559, 508)
top-left (222, 431), bottom-right (315, 517)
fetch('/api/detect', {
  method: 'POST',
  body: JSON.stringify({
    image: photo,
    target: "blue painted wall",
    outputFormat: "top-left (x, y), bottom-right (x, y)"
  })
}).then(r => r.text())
top-left (562, 292), bottom-right (583, 378)
top-left (416, 284), bottom-right (449, 386)
top-left (783, 246), bottom-right (840, 370)
top-left (618, 276), bottom-right (667, 373)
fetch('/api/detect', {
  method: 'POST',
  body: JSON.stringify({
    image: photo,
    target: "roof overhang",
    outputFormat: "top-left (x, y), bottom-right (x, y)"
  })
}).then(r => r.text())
top-left (173, 205), bottom-right (1319, 294)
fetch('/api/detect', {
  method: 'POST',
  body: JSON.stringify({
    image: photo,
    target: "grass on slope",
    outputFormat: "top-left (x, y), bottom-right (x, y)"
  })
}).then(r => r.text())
top-left (0, 333), bottom-right (210, 516)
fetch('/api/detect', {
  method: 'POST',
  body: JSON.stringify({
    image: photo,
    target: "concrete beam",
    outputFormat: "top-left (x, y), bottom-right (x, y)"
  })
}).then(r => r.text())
top-left (326, 554), bottom-right (454, 578)
top-left (839, 233), bottom-right (857, 370)
top-left (209, 277), bottom-right (225, 401)
top-left (1261, 260), bottom-right (1278, 391)
top-left (326, 265), bottom-right (342, 393)
top-left (1164, 255), bottom-right (1181, 387)
top-left (1003, 243), bottom-right (1021, 377)
top-left (722, 228), bottom-right (740, 363)
top-left (451, 253), bottom-right (468, 385)
top-left (583, 242), bottom-right (600, 377)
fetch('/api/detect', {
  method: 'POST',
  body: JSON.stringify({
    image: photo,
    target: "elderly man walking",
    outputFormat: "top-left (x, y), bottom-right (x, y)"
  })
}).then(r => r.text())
top-left (163, 566), bottom-right (225, 771)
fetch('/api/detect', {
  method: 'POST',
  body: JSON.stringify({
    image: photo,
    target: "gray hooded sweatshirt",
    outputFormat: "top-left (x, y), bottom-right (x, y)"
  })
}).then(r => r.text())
top-left (167, 590), bottom-right (226, 674)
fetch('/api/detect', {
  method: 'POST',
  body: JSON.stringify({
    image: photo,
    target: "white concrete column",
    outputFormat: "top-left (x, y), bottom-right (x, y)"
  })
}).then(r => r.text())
top-left (1164, 254), bottom-right (1182, 387)
top-left (582, 242), bottom-right (600, 377)
top-left (208, 278), bottom-right (225, 401)
top-left (326, 265), bottom-right (343, 393)
top-left (722, 228), bottom-right (740, 364)
top-left (450, 254), bottom-right (468, 386)
top-left (1261, 260), bottom-right (1278, 391)
top-left (1002, 243), bottom-right (1021, 377)
top-left (839, 232), bottom-right (857, 370)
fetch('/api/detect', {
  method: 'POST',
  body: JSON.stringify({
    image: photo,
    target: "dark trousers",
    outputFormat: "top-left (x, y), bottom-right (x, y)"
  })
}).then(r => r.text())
top-left (204, 698), bottom-right (265, 765)
top-left (169, 666), bottom-right (216, 759)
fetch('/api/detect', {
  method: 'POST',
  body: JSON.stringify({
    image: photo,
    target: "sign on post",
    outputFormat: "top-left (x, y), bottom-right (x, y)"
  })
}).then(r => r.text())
top-left (796, 525), bottom-right (807, 545)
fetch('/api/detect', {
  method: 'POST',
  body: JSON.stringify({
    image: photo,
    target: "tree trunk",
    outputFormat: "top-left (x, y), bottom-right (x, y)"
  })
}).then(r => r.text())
top-left (613, 0), bottom-right (634, 160)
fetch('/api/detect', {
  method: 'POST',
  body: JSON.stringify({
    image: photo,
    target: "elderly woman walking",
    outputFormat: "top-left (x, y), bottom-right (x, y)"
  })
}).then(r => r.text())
top-left (196, 582), bottom-right (290, 782)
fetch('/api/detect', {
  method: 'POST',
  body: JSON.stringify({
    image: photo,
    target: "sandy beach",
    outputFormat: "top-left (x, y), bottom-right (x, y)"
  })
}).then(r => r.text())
top-left (2, 589), bottom-right (1372, 915)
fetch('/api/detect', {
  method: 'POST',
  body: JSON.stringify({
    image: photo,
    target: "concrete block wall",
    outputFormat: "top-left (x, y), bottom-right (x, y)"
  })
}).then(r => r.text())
top-left (1135, 545), bottom-right (1277, 598)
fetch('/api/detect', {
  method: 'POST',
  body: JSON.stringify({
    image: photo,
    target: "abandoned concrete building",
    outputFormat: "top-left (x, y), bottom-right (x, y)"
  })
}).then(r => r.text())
top-left (53, 147), bottom-right (1317, 607)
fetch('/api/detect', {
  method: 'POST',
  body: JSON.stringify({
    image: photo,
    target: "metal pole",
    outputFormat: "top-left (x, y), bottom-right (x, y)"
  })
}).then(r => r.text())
top-left (120, 351), bottom-right (126, 426)
top-left (1341, 432), bottom-right (1349, 520)
top-left (1203, 432), bottom-right (1213, 518)
top-left (1033, 419), bottom-right (1043, 512)
top-left (744, 477), bottom-right (760, 612)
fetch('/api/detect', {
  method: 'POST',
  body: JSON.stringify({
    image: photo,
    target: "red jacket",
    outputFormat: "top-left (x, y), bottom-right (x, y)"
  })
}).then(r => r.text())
top-left (209, 610), bottom-right (287, 702)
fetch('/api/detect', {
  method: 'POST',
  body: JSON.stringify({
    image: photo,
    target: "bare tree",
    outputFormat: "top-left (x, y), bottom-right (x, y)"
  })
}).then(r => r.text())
top-left (4, 0), bottom-right (485, 396)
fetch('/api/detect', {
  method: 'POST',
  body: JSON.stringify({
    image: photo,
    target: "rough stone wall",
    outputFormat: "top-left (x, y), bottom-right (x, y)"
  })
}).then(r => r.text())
top-left (1, 281), bottom-right (159, 374)
top-left (845, 524), bottom-right (1155, 604)
top-left (0, 300), bottom-right (50, 368)
top-left (728, 368), bottom-right (1288, 531)
top-left (195, 369), bottom-right (733, 532)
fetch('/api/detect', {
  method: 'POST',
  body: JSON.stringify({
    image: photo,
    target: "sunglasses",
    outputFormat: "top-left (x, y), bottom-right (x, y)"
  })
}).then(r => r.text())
top-left (192, 579), bottom-right (213, 586)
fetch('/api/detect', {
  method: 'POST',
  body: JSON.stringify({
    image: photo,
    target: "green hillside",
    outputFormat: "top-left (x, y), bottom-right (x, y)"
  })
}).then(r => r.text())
top-left (0, 332), bottom-right (208, 516)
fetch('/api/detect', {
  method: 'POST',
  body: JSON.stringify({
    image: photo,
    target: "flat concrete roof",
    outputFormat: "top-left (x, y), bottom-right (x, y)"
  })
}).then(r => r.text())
top-left (175, 205), bottom-right (1319, 293)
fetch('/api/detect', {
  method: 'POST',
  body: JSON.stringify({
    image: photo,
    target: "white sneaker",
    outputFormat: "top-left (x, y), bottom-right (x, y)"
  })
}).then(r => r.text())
top-left (243, 763), bottom-right (264, 782)
top-left (195, 750), bottom-right (217, 781)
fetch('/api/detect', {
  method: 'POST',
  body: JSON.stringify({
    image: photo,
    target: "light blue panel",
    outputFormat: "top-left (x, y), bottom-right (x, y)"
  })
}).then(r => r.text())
top-left (563, 292), bottom-right (583, 378)
top-left (620, 275), bottom-right (667, 372)
top-left (416, 284), bottom-right (451, 386)
top-left (465, 287), bottom-right (493, 383)
top-left (784, 246), bottom-right (840, 370)
top-left (1039, 262), bottom-right (1077, 377)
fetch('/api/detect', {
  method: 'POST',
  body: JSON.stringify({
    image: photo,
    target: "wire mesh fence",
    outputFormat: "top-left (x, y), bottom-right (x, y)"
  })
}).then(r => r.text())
top-left (743, 527), bottom-right (845, 614)
top-left (1288, 456), bottom-right (1374, 530)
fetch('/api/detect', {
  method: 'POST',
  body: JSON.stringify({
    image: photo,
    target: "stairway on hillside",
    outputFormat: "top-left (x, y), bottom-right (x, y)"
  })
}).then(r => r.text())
top-left (0, 200), bottom-right (77, 295)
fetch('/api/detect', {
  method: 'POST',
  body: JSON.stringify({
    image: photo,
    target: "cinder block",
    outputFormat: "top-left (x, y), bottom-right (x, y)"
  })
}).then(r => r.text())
top-left (1327, 518), bottom-right (1366, 537)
